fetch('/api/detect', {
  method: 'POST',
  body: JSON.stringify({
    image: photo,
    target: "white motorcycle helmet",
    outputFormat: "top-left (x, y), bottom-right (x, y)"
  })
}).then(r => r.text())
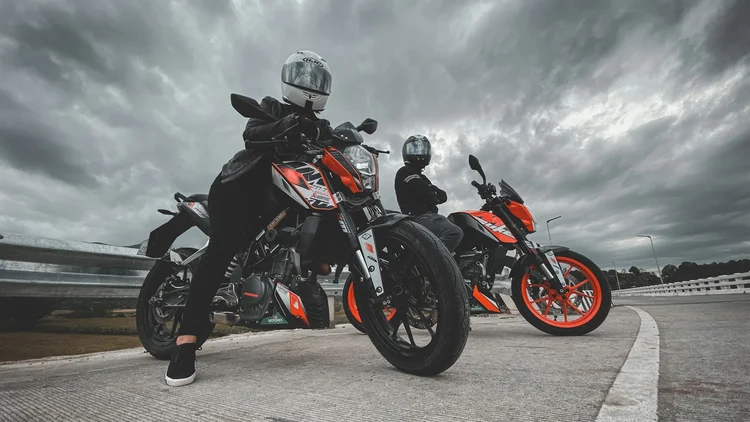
top-left (281, 50), bottom-right (332, 112)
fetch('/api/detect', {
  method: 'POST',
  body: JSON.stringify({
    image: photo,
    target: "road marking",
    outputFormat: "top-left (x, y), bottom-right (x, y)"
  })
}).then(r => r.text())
top-left (596, 306), bottom-right (660, 422)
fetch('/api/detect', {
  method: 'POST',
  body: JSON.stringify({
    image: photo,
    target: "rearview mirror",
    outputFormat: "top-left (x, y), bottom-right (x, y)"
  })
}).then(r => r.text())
top-left (356, 118), bottom-right (378, 135)
top-left (230, 93), bottom-right (276, 122)
top-left (468, 154), bottom-right (486, 183)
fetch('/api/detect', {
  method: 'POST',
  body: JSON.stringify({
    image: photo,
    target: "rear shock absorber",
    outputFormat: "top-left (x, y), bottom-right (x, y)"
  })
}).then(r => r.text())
top-left (224, 256), bottom-right (240, 282)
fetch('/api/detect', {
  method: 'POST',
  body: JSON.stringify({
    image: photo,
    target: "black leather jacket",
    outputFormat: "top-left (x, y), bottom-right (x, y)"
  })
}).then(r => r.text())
top-left (219, 96), bottom-right (323, 183)
top-left (394, 163), bottom-right (448, 215)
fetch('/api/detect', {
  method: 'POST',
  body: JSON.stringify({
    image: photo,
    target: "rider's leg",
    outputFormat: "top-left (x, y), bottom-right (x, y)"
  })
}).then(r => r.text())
top-left (166, 166), bottom-right (267, 386)
top-left (414, 212), bottom-right (464, 253)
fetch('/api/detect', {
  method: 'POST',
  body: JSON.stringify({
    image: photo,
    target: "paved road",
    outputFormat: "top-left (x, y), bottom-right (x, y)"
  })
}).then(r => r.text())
top-left (614, 294), bottom-right (750, 421)
top-left (0, 308), bottom-right (639, 422)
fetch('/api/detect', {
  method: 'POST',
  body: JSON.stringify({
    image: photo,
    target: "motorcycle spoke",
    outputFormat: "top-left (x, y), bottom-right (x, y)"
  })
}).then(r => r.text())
top-left (170, 310), bottom-right (182, 338)
top-left (413, 307), bottom-right (436, 337)
top-left (565, 299), bottom-right (585, 316)
top-left (571, 279), bottom-right (590, 290)
top-left (543, 299), bottom-right (553, 316)
top-left (563, 265), bottom-right (573, 278)
top-left (571, 291), bottom-right (594, 299)
top-left (563, 302), bottom-right (568, 322)
top-left (528, 283), bottom-right (548, 288)
top-left (401, 319), bottom-right (416, 347)
top-left (531, 296), bottom-right (551, 305)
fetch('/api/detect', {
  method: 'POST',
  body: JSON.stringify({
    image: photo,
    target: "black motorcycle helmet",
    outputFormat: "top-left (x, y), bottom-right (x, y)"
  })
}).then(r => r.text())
top-left (402, 135), bottom-right (432, 169)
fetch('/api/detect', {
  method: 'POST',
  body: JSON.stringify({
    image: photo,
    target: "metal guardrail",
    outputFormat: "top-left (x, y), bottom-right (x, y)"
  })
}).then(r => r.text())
top-left (612, 272), bottom-right (750, 297)
top-left (0, 233), bottom-right (157, 299)
top-left (0, 233), bottom-right (516, 300)
top-left (0, 233), bottom-right (355, 300)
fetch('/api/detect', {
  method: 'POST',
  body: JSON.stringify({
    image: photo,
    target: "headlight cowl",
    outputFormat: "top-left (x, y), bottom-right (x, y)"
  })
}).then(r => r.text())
top-left (343, 145), bottom-right (378, 191)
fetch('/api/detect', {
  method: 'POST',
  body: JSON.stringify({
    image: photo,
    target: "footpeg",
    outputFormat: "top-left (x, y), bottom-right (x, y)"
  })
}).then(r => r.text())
top-left (210, 311), bottom-right (240, 326)
top-left (212, 284), bottom-right (239, 307)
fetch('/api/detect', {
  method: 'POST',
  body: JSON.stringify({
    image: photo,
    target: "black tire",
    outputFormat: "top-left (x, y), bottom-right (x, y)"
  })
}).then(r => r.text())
top-left (511, 249), bottom-right (611, 336)
top-left (354, 219), bottom-right (471, 376)
top-left (343, 273), bottom-right (401, 334)
top-left (136, 248), bottom-right (215, 360)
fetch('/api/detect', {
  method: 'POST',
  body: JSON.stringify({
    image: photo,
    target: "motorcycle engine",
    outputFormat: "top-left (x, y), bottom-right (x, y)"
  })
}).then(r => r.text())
top-left (238, 275), bottom-right (274, 322)
top-left (459, 251), bottom-right (494, 292)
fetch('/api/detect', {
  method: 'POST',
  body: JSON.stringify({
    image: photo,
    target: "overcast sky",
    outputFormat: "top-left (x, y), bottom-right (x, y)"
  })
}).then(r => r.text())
top-left (1, 0), bottom-right (748, 273)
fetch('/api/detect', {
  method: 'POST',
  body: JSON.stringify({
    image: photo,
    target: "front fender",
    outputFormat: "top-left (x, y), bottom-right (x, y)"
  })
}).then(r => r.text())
top-left (369, 211), bottom-right (412, 231)
top-left (539, 245), bottom-right (570, 254)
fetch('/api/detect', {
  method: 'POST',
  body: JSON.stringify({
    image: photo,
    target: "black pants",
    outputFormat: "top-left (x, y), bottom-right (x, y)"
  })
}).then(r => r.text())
top-left (413, 212), bottom-right (464, 253)
top-left (179, 165), bottom-right (270, 336)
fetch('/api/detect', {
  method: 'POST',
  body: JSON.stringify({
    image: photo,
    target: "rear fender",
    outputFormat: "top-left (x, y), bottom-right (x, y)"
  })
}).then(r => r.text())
top-left (144, 212), bottom-right (195, 259)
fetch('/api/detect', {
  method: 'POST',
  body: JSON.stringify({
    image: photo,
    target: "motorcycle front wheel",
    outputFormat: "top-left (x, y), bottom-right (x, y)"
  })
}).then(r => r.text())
top-left (511, 249), bottom-right (611, 336)
top-left (342, 273), bottom-right (400, 334)
top-left (353, 219), bottom-right (471, 376)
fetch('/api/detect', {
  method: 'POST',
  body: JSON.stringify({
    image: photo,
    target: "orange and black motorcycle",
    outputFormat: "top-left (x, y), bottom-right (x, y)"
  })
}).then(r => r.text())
top-left (135, 94), bottom-right (471, 376)
top-left (345, 154), bottom-right (611, 336)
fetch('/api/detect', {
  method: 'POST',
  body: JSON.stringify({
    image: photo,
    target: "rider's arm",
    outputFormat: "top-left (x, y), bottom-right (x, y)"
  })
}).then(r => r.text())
top-left (404, 171), bottom-right (442, 210)
top-left (432, 185), bottom-right (448, 204)
top-left (243, 97), bottom-right (298, 144)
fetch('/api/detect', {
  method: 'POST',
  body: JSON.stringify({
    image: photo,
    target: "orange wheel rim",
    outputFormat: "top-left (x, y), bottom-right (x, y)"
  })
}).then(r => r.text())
top-left (347, 281), bottom-right (396, 323)
top-left (521, 256), bottom-right (602, 328)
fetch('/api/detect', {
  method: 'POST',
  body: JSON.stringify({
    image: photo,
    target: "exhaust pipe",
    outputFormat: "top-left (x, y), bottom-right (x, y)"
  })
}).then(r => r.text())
top-left (210, 311), bottom-right (241, 326)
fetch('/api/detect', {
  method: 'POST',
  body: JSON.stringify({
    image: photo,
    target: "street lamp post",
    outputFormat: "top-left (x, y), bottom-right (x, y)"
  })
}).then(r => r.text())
top-left (546, 215), bottom-right (561, 245)
top-left (611, 261), bottom-right (622, 290)
top-left (637, 234), bottom-right (663, 284)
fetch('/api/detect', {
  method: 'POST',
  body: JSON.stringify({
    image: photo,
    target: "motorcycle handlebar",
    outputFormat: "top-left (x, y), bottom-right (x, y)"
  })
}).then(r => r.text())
top-left (471, 181), bottom-right (482, 189)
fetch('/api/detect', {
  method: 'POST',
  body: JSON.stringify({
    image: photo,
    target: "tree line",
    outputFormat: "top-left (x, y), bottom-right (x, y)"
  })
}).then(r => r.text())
top-left (605, 258), bottom-right (750, 289)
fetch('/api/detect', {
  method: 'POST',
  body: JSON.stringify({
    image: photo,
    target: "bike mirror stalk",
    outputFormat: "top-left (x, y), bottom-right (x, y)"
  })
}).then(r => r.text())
top-left (468, 155), bottom-right (487, 184)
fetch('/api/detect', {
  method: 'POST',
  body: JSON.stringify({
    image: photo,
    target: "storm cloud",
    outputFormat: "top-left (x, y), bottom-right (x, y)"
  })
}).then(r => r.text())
top-left (0, 0), bottom-right (748, 273)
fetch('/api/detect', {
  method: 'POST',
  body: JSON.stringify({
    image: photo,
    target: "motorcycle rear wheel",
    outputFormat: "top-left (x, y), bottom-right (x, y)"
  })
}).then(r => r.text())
top-left (354, 220), bottom-right (471, 376)
top-left (136, 248), bottom-right (215, 360)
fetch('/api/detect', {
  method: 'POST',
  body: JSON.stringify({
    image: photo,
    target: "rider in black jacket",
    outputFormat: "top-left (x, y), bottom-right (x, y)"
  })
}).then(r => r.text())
top-left (394, 135), bottom-right (463, 252)
top-left (165, 50), bottom-right (334, 387)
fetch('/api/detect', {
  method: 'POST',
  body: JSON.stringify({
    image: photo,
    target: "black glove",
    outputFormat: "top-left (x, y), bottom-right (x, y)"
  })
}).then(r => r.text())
top-left (315, 118), bottom-right (334, 141)
top-left (293, 114), bottom-right (320, 140)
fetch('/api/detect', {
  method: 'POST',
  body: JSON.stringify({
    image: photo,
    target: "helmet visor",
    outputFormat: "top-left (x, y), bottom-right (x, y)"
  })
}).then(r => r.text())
top-left (281, 61), bottom-right (332, 95)
top-left (404, 138), bottom-right (431, 156)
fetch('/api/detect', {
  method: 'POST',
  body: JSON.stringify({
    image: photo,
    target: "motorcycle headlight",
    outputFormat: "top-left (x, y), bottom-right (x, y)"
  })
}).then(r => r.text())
top-left (343, 145), bottom-right (378, 191)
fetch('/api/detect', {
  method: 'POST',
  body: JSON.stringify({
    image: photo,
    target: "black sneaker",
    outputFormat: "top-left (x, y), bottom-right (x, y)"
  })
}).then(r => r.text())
top-left (165, 343), bottom-right (198, 387)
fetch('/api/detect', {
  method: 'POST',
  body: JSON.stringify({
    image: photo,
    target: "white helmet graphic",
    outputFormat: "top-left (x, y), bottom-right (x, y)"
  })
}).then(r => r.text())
top-left (281, 50), bottom-right (332, 112)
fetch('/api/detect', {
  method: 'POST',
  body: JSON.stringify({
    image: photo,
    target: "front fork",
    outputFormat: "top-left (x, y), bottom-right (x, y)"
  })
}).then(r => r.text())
top-left (493, 204), bottom-right (567, 293)
top-left (336, 207), bottom-right (386, 298)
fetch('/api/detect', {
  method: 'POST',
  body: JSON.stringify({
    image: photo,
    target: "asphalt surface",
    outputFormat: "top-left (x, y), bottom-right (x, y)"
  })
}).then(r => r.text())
top-left (614, 294), bottom-right (750, 421)
top-left (0, 308), bottom-right (639, 422)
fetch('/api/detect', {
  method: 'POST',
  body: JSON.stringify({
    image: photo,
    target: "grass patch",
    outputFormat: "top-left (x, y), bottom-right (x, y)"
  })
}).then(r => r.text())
top-left (0, 332), bottom-right (143, 363)
top-left (1, 310), bottom-right (350, 362)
